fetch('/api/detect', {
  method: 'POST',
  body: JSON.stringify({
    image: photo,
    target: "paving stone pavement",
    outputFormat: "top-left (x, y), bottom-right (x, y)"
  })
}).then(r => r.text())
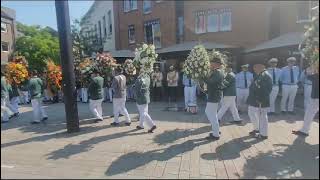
top-left (1, 99), bottom-right (319, 179)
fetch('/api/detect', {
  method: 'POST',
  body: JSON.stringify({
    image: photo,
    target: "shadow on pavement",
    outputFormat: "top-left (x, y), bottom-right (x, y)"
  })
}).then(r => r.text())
top-left (242, 136), bottom-right (319, 179)
top-left (105, 137), bottom-right (210, 176)
top-left (45, 128), bottom-right (147, 160)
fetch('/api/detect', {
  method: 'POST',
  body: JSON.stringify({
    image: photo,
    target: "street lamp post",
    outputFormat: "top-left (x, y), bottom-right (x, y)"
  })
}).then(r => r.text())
top-left (55, 0), bottom-right (79, 133)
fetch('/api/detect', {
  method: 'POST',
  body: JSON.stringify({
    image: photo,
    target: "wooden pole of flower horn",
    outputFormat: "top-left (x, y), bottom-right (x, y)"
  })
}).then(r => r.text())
top-left (55, 0), bottom-right (79, 133)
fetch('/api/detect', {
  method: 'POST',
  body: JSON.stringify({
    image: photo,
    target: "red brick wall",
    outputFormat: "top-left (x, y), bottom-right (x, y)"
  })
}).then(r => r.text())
top-left (114, 0), bottom-right (177, 51)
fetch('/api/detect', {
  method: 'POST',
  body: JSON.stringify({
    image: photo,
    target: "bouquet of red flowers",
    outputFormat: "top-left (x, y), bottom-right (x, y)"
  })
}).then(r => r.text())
top-left (5, 55), bottom-right (29, 85)
top-left (95, 52), bottom-right (117, 76)
top-left (46, 60), bottom-right (62, 93)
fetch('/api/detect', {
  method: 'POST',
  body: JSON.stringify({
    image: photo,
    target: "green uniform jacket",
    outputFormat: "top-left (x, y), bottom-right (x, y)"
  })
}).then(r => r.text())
top-left (134, 74), bottom-right (150, 105)
top-left (20, 80), bottom-right (29, 91)
top-left (222, 72), bottom-right (236, 97)
top-left (8, 84), bottom-right (20, 99)
top-left (247, 70), bottom-right (272, 108)
top-left (1, 76), bottom-right (9, 99)
top-left (205, 69), bottom-right (224, 103)
top-left (29, 77), bottom-right (44, 99)
top-left (88, 76), bottom-right (104, 100)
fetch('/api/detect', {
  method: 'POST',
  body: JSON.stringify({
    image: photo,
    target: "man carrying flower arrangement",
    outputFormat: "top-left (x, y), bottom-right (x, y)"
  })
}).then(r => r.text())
top-left (203, 57), bottom-right (225, 140)
top-left (134, 69), bottom-right (157, 133)
top-left (29, 70), bottom-right (48, 124)
top-left (88, 69), bottom-right (104, 122)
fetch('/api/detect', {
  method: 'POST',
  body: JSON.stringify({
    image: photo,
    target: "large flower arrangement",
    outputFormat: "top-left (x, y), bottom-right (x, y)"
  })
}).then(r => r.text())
top-left (183, 45), bottom-right (210, 81)
top-left (133, 43), bottom-right (158, 74)
top-left (300, 7), bottom-right (319, 69)
top-left (123, 59), bottom-right (136, 76)
top-left (46, 60), bottom-right (62, 93)
top-left (78, 58), bottom-right (94, 87)
top-left (12, 55), bottom-right (29, 68)
top-left (94, 52), bottom-right (117, 76)
top-left (5, 62), bottom-right (29, 85)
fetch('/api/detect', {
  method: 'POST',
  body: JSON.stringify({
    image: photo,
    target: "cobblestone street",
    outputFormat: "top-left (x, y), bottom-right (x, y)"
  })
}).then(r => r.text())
top-left (1, 100), bottom-right (319, 179)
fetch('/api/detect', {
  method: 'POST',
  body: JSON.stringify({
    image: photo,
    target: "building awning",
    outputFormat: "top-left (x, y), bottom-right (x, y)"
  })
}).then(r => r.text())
top-left (109, 50), bottom-right (135, 58)
top-left (245, 32), bottom-right (304, 53)
top-left (156, 41), bottom-right (237, 54)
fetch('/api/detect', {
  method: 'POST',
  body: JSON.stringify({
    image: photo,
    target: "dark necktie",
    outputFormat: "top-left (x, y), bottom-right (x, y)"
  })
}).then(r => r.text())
top-left (290, 68), bottom-right (294, 83)
top-left (244, 72), bottom-right (248, 88)
top-left (189, 78), bottom-right (191, 87)
top-left (272, 68), bottom-right (276, 85)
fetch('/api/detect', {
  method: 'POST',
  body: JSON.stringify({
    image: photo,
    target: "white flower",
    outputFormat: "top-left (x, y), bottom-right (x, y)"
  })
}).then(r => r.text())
top-left (143, 44), bottom-right (148, 50)
top-left (150, 44), bottom-right (155, 50)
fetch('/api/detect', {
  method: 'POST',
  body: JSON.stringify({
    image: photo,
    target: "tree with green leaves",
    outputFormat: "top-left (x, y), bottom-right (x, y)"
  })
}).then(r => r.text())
top-left (15, 22), bottom-right (60, 72)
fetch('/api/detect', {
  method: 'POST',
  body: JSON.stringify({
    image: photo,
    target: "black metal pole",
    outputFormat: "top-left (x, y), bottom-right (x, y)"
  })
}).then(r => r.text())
top-left (55, 0), bottom-right (79, 133)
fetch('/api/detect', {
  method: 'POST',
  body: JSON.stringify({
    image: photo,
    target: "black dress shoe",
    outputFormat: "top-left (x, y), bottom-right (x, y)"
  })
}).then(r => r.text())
top-left (292, 130), bottom-right (309, 137)
top-left (288, 111), bottom-right (296, 115)
top-left (14, 112), bottom-right (20, 117)
top-left (95, 119), bottom-right (103, 123)
top-left (206, 133), bottom-right (220, 141)
top-left (110, 122), bottom-right (120, 126)
top-left (41, 117), bottom-right (48, 121)
top-left (125, 122), bottom-right (131, 126)
top-left (281, 111), bottom-right (287, 114)
top-left (136, 126), bottom-right (144, 130)
top-left (249, 130), bottom-right (259, 136)
top-left (148, 126), bottom-right (157, 133)
top-left (255, 134), bottom-right (268, 140)
top-left (30, 121), bottom-right (40, 124)
top-left (232, 120), bottom-right (242, 124)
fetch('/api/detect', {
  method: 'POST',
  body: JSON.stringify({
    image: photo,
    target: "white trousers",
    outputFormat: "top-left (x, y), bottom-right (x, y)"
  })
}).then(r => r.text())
top-left (236, 88), bottom-right (249, 111)
top-left (81, 88), bottom-right (88, 102)
top-left (269, 86), bottom-right (279, 113)
top-left (137, 103), bottom-right (155, 128)
top-left (77, 89), bottom-right (82, 102)
top-left (217, 96), bottom-right (241, 121)
top-left (103, 87), bottom-right (109, 101)
top-left (21, 91), bottom-right (30, 104)
top-left (281, 85), bottom-right (298, 112)
top-left (31, 98), bottom-right (48, 122)
top-left (300, 98), bottom-right (319, 134)
top-left (109, 88), bottom-right (113, 102)
top-left (1, 97), bottom-right (11, 122)
top-left (248, 106), bottom-right (269, 136)
top-left (113, 98), bottom-right (130, 123)
top-left (89, 99), bottom-right (103, 120)
top-left (304, 84), bottom-right (312, 110)
top-left (184, 86), bottom-right (197, 108)
top-left (205, 102), bottom-right (220, 137)
top-left (10, 96), bottom-right (20, 114)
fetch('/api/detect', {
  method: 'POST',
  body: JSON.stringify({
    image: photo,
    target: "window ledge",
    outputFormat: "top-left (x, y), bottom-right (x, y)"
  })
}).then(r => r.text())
top-left (129, 41), bottom-right (136, 45)
top-left (143, 11), bottom-right (152, 15)
top-left (124, 8), bottom-right (138, 14)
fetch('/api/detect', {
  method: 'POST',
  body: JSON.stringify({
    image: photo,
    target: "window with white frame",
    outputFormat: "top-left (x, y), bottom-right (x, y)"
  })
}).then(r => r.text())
top-left (296, 1), bottom-right (311, 22)
top-left (144, 20), bottom-right (161, 48)
top-left (124, 0), bottom-right (137, 12)
top-left (128, 25), bottom-right (135, 44)
top-left (220, 8), bottom-right (232, 31)
top-left (1, 41), bottom-right (9, 52)
top-left (195, 11), bottom-right (206, 34)
top-left (108, 10), bottom-right (112, 35)
top-left (207, 9), bottom-right (219, 32)
top-left (1, 22), bottom-right (7, 33)
top-left (143, 0), bottom-right (152, 14)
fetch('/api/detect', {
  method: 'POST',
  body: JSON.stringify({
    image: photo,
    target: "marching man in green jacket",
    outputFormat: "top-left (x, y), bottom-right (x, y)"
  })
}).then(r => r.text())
top-left (134, 69), bottom-right (157, 133)
top-left (29, 70), bottom-right (48, 124)
top-left (1, 72), bottom-right (11, 123)
top-left (204, 57), bottom-right (225, 140)
top-left (247, 62), bottom-right (272, 139)
top-left (88, 69), bottom-right (104, 122)
top-left (217, 64), bottom-right (242, 123)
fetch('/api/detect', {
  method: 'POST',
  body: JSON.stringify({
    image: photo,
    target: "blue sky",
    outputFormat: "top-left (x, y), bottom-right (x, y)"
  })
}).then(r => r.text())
top-left (2, 0), bottom-right (94, 30)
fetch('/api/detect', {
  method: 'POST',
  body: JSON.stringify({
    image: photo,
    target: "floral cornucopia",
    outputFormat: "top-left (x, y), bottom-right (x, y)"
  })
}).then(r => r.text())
top-left (133, 43), bottom-right (158, 75)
